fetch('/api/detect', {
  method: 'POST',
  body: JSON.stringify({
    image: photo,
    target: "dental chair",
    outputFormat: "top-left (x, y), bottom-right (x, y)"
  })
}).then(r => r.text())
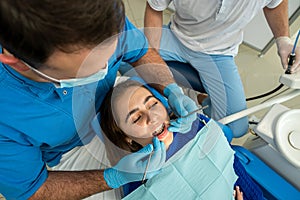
top-left (118, 61), bottom-right (300, 199)
top-left (165, 61), bottom-right (300, 200)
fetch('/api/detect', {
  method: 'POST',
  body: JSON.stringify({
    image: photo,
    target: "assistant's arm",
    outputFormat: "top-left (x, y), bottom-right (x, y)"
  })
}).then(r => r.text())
top-left (144, 2), bottom-right (164, 50)
top-left (123, 16), bottom-right (198, 133)
top-left (30, 170), bottom-right (110, 200)
top-left (131, 48), bottom-right (174, 93)
top-left (138, 2), bottom-right (172, 93)
top-left (264, 0), bottom-right (300, 72)
top-left (263, 0), bottom-right (289, 38)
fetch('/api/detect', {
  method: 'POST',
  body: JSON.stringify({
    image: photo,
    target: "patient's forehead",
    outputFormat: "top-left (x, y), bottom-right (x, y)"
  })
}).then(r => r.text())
top-left (113, 85), bottom-right (152, 108)
top-left (112, 85), bottom-right (151, 122)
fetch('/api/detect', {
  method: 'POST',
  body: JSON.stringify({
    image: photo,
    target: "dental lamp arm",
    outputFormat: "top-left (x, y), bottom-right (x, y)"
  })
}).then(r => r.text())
top-left (219, 89), bottom-right (300, 125)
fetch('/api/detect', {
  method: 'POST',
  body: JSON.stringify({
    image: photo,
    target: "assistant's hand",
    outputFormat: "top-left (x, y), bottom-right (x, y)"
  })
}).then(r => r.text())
top-left (275, 36), bottom-right (300, 73)
top-left (164, 83), bottom-right (198, 133)
top-left (104, 137), bottom-right (166, 188)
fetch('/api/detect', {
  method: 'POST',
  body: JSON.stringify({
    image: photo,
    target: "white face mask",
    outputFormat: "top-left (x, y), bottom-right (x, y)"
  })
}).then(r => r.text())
top-left (25, 62), bottom-right (108, 88)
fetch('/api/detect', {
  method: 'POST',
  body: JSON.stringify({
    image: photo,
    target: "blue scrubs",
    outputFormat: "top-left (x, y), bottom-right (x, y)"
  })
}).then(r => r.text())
top-left (158, 25), bottom-right (249, 138)
top-left (0, 17), bottom-right (148, 200)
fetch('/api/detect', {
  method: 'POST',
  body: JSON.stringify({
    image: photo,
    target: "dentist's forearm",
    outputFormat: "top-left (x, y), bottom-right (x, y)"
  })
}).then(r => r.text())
top-left (131, 48), bottom-right (174, 93)
top-left (263, 0), bottom-right (289, 38)
top-left (144, 2), bottom-right (164, 50)
top-left (29, 170), bottom-right (112, 200)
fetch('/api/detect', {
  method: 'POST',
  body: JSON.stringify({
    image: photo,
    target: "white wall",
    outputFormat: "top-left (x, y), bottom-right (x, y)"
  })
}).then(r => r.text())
top-left (243, 0), bottom-right (300, 52)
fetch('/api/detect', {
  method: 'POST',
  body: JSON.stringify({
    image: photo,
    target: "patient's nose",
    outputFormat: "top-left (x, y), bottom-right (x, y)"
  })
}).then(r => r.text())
top-left (147, 112), bottom-right (159, 125)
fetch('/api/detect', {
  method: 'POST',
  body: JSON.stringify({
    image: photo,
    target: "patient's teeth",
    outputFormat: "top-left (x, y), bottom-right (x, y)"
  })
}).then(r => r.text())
top-left (153, 124), bottom-right (165, 136)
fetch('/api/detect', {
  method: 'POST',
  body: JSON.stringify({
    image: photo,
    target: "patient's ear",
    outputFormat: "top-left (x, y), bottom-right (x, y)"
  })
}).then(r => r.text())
top-left (0, 51), bottom-right (30, 71)
top-left (125, 137), bottom-right (133, 146)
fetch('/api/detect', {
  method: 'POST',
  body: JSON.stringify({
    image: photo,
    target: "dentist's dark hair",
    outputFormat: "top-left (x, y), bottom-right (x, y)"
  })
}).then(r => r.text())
top-left (0, 0), bottom-right (125, 67)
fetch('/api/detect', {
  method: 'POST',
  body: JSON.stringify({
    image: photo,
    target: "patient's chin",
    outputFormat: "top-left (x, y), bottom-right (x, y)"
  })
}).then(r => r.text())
top-left (159, 131), bottom-right (173, 150)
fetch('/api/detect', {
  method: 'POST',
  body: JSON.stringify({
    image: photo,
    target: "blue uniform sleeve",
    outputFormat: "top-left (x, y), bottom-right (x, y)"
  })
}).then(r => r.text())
top-left (0, 136), bottom-right (48, 199)
top-left (215, 121), bottom-right (233, 143)
top-left (118, 17), bottom-right (149, 63)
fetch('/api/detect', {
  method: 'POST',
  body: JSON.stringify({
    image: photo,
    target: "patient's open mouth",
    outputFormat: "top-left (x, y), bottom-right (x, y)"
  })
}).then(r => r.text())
top-left (153, 124), bottom-right (165, 137)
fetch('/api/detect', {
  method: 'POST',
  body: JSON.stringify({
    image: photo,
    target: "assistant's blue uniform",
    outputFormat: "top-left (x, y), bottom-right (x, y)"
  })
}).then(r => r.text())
top-left (0, 17), bottom-right (148, 199)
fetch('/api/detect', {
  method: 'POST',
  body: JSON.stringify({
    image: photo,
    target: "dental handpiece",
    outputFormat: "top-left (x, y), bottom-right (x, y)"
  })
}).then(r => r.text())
top-left (285, 53), bottom-right (295, 74)
top-left (286, 30), bottom-right (300, 74)
top-left (170, 105), bottom-right (209, 122)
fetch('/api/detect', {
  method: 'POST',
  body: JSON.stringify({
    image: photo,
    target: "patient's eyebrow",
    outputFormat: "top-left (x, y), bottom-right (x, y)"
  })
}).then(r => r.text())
top-left (125, 95), bottom-right (155, 123)
top-left (125, 108), bottom-right (139, 123)
top-left (143, 95), bottom-right (155, 105)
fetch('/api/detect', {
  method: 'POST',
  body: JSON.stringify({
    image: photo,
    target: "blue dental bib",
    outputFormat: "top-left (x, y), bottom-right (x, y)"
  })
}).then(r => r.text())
top-left (123, 120), bottom-right (238, 200)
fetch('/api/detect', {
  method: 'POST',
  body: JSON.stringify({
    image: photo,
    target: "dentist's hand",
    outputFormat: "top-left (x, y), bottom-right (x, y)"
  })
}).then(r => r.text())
top-left (275, 36), bottom-right (300, 73)
top-left (104, 137), bottom-right (166, 188)
top-left (164, 83), bottom-right (198, 133)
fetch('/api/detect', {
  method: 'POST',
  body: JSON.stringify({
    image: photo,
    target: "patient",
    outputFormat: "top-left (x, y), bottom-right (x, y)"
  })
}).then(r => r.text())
top-left (99, 78), bottom-right (262, 200)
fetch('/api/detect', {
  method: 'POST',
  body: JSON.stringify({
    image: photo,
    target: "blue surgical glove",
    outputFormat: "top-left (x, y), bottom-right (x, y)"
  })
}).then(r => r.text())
top-left (164, 83), bottom-right (198, 133)
top-left (104, 137), bottom-right (166, 188)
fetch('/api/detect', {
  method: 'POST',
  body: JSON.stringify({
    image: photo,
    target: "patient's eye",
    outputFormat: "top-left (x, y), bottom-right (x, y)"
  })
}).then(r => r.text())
top-left (150, 101), bottom-right (158, 108)
top-left (132, 115), bottom-right (141, 124)
top-left (147, 100), bottom-right (158, 110)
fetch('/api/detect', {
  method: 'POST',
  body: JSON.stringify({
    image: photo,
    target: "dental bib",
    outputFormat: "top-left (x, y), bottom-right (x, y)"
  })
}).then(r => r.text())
top-left (122, 120), bottom-right (238, 200)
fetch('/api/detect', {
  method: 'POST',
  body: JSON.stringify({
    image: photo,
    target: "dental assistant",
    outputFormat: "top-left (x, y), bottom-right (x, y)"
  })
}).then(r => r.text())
top-left (0, 1), bottom-right (198, 200)
top-left (144, 0), bottom-right (300, 137)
